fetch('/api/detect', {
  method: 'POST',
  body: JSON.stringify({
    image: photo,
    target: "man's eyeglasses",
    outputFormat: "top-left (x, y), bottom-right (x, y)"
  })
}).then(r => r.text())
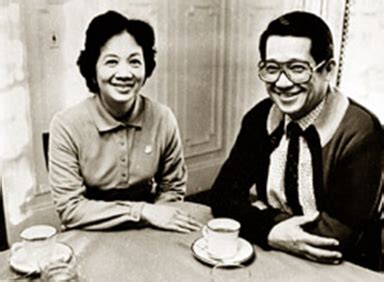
top-left (258, 60), bottom-right (326, 84)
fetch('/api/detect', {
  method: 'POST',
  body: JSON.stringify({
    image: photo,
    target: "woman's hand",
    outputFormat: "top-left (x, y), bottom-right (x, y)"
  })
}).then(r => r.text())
top-left (141, 203), bottom-right (203, 233)
top-left (267, 213), bottom-right (342, 264)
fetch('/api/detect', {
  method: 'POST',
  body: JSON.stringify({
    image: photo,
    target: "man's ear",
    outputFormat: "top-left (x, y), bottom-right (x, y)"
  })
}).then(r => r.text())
top-left (325, 59), bottom-right (336, 73)
top-left (324, 59), bottom-right (336, 81)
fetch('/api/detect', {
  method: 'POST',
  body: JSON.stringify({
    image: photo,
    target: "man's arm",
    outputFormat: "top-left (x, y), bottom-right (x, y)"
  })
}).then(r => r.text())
top-left (212, 128), bottom-right (342, 263)
top-left (210, 105), bottom-right (292, 247)
top-left (304, 115), bottom-right (382, 255)
top-left (268, 112), bottom-right (382, 266)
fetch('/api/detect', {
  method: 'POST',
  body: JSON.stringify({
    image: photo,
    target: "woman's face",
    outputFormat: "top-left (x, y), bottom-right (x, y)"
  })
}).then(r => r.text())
top-left (96, 31), bottom-right (145, 117)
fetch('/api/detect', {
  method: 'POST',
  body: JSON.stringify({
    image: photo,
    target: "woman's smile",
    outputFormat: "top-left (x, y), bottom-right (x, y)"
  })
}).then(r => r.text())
top-left (110, 81), bottom-right (135, 93)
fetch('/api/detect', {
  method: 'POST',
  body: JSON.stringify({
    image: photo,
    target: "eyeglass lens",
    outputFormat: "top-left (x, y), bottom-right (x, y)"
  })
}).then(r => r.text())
top-left (258, 61), bottom-right (313, 84)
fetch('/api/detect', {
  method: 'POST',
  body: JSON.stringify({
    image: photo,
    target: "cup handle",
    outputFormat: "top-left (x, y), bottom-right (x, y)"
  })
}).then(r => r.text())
top-left (11, 242), bottom-right (23, 254)
top-left (200, 226), bottom-right (210, 250)
top-left (202, 225), bottom-right (209, 238)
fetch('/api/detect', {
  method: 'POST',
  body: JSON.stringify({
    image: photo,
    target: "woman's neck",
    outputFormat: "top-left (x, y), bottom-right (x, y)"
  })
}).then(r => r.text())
top-left (99, 95), bottom-right (136, 120)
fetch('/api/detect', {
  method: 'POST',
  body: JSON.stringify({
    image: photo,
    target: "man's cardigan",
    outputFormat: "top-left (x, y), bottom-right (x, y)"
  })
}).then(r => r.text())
top-left (210, 88), bottom-right (383, 269)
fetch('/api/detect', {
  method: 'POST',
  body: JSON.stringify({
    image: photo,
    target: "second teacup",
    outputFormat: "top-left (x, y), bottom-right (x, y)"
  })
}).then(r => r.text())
top-left (203, 218), bottom-right (241, 260)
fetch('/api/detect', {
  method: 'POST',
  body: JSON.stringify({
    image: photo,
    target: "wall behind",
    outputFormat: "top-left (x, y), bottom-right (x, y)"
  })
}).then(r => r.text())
top-left (0, 0), bottom-right (46, 243)
top-left (339, 0), bottom-right (384, 123)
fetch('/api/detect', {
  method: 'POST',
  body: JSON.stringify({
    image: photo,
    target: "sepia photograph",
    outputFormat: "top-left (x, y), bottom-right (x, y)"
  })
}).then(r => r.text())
top-left (0, 0), bottom-right (383, 280)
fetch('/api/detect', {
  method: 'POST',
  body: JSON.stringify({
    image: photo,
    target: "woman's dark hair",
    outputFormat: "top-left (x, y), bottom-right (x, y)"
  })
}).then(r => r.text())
top-left (259, 11), bottom-right (334, 64)
top-left (77, 10), bottom-right (156, 94)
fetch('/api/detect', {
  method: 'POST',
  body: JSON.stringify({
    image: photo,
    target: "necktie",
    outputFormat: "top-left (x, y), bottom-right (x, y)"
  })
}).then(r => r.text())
top-left (302, 125), bottom-right (324, 211)
top-left (285, 122), bottom-right (303, 215)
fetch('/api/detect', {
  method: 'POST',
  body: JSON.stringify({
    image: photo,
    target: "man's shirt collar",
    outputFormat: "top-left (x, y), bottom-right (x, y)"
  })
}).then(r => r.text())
top-left (285, 96), bottom-right (326, 132)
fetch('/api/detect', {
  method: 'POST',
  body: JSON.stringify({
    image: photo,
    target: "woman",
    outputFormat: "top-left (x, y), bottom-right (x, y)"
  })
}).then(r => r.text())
top-left (49, 11), bottom-right (201, 233)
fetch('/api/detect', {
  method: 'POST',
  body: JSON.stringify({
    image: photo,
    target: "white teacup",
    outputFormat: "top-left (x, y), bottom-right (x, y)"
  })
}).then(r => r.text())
top-left (12, 225), bottom-right (57, 266)
top-left (203, 218), bottom-right (241, 260)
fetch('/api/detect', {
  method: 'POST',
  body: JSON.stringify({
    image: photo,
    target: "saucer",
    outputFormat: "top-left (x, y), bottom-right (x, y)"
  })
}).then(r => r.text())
top-left (191, 237), bottom-right (255, 266)
top-left (9, 242), bottom-right (73, 274)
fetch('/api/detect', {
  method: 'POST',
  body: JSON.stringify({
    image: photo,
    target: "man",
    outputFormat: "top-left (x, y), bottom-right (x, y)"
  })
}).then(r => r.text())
top-left (210, 11), bottom-right (383, 270)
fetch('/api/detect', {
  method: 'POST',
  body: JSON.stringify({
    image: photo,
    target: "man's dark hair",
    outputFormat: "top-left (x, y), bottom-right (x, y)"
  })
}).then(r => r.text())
top-left (77, 10), bottom-right (156, 94)
top-left (259, 11), bottom-right (334, 64)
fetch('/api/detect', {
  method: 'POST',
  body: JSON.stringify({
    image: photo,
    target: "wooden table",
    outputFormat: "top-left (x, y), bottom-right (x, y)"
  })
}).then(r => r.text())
top-left (0, 202), bottom-right (383, 281)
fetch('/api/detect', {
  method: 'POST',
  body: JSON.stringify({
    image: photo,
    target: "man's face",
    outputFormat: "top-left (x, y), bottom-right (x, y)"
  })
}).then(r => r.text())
top-left (264, 36), bottom-right (330, 120)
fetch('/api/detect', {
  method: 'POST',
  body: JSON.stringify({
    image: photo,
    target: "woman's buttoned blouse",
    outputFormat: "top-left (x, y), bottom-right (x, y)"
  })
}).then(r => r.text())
top-left (49, 94), bottom-right (187, 230)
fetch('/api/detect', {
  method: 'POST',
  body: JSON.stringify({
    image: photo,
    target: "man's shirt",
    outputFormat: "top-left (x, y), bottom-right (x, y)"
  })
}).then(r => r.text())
top-left (267, 97), bottom-right (325, 215)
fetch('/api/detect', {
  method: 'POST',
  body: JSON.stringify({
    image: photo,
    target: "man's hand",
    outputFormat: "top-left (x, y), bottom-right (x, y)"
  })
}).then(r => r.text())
top-left (267, 213), bottom-right (342, 264)
top-left (141, 203), bottom-right (203, 233)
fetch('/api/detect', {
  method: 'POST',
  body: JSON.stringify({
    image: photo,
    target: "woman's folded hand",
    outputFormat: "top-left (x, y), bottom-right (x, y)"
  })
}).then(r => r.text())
top-left (141, 203), bottom-right (203, 233)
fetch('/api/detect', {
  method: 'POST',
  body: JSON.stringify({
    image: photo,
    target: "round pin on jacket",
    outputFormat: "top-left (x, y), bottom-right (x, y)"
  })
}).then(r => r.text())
top-left (144, 145), bottom-right (152, 154)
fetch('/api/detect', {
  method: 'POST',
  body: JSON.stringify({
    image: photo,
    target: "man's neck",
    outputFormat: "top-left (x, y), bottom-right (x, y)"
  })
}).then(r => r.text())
top-left (285, 95), bottom-right (328, 131)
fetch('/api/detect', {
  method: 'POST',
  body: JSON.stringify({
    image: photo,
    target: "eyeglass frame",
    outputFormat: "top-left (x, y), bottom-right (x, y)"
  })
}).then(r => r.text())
top-left (257, 59), bottom-right (327, 84)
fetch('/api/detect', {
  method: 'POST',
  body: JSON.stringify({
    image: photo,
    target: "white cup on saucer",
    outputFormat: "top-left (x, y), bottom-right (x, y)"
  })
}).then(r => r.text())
top-left (203, 218), bottom-right (241, 260)
top-left (11, 225), bottom-right (57, 268)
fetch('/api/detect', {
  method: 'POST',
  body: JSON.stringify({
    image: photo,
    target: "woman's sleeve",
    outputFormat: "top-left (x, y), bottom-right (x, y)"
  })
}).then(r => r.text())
top-left (49, 114), bottom-right (145, 230)
top-left (154, 109), bottom-right (187, 203)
